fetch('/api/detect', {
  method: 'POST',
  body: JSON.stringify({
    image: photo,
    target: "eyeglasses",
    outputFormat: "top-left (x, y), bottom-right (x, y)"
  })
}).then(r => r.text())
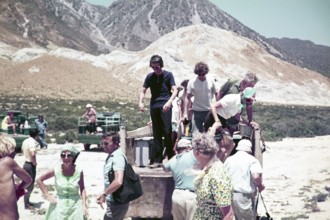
top-left (60, 152), bottom-right (73, 158)
top-left (150, 64), bottom-right (161, 69)
top-left (198, 73), bottom-right (206, 76)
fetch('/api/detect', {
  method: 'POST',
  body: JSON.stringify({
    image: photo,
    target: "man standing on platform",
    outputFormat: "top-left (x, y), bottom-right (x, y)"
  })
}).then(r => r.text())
top-left (139, 55), bottom-right (178, 168)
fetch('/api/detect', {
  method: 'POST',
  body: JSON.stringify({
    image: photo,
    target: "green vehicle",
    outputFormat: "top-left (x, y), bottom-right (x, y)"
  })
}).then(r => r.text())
top-left (77, 112), bottom-right (122, 150)
top-left (0, 110), bottom-right (38, 152)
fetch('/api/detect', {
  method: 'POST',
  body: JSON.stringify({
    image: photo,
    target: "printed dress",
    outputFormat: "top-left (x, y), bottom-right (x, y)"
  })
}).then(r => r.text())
top-left (45, 165), bottom-right (85, 220)
top-left (193, 161), bottom-right (232, 220)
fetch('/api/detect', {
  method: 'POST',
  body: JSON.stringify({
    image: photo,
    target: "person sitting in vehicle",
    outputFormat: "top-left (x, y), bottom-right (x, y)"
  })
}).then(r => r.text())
top-left (1, 112), bottom-right (17, 135)
top-left (82, 104), bottom-right (97, 134)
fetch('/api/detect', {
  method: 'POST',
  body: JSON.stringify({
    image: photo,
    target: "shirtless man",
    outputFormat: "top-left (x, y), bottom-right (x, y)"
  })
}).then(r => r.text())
top-left (0, 135), bottom-right (32, 220)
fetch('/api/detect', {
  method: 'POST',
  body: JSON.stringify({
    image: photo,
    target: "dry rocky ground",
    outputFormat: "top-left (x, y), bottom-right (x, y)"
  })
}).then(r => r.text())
top-left (13, 136), bottom-right (330, 220)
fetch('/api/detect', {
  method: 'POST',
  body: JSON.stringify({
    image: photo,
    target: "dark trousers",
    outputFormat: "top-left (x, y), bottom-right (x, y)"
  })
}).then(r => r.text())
top-left (23, 162), bottom-right (36, 206)
top-left (150, 108), bottom-right (174, 163)
top-left (86, 122), bottom-right (96, 133)
top-left (204, 111), bottom-right (240, 135)
top-left (104, 201), bottom-right (129, 220)
top-left (191, 110), bottom-right (209, 133)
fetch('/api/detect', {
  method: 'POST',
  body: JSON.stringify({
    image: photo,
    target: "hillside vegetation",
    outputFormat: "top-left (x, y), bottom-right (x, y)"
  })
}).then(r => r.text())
top-left (1, 96), bottom-right (329, 143)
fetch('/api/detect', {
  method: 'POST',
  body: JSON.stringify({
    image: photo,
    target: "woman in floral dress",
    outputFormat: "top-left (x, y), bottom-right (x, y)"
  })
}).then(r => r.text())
top-left (37, 146), bottom-right (88, 219)
top-left (192, 133), bottom-right (233, 220)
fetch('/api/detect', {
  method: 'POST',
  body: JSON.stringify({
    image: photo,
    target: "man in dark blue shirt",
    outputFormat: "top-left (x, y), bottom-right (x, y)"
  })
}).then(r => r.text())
top-left (139, 55), bottom-right (178, 168)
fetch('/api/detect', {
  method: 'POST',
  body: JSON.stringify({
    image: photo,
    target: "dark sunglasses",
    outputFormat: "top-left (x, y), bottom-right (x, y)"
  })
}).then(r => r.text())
top-left (150, 64), bottom-right (161, 69)
top-left (198, 73), bottom-right (206, 76)
top-left (60, 152), bottom-right (73, 158)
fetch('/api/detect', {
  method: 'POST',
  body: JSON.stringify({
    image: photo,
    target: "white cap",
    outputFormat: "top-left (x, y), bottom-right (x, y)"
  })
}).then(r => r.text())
top-left (236, 139), bottom-right (252, 152)
top-left (177, 139), bottom-right (192, 149)
top-left (86, 104), bottom-right (92, 108)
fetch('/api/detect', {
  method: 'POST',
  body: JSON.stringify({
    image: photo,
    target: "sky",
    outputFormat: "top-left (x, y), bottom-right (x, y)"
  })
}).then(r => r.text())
top-left (85, 0), bottom-right (330, 47)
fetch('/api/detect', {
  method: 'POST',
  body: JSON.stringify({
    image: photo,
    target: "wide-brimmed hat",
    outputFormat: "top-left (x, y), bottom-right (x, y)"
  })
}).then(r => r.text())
top-left (236, 139), bottom-right (252, 152)
top-left (242, 87), bottom-right (255, 99)
top-left (177, 139), bottom-right (192, 149)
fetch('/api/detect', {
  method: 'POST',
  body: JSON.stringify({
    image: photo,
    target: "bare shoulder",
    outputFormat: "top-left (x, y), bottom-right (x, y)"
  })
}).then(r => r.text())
top-left (0, 157), bottom-right (17, 168)
top-left (0, 157), bottom-right (15, 176)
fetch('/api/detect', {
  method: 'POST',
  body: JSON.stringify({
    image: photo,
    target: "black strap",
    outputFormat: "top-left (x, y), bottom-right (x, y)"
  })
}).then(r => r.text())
top-left (108, 154), bottom-right (127, 173)
top-left (257, 191), bottom-right (271, 218)
top-left (259, 192), bottom-right (269, 213)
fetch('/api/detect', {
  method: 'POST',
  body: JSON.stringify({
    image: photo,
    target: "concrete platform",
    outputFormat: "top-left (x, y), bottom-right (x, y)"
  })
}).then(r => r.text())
top-left (126, 167), bottom-right (174, 219)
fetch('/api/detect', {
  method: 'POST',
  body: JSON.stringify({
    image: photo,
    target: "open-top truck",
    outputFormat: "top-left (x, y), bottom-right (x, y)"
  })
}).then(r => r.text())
top-left (77, 112), bottom-right (122, 150)
top-left (0, 110), bottom-right (38, 151)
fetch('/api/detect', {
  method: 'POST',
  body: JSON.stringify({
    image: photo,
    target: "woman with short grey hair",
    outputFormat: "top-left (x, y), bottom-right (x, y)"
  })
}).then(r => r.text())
top-left (192, 133), bottom-right (233, 220)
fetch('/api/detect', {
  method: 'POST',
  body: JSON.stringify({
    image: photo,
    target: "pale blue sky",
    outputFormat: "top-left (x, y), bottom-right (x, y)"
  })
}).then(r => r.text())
top-left (86, 0), bottom-right (330, 46)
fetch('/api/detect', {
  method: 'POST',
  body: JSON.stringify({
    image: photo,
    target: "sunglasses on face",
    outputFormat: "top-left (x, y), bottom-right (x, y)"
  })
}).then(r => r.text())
top-left (150, 64), bottom-right (161, 69)
top-left (60, 152), bottom-right (73, 158)
top-left (198, 73), bottom-right (206, 76)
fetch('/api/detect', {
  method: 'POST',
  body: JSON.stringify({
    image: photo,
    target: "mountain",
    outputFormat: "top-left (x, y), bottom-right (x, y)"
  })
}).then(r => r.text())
top-left (0, 0), bottom-right (329, 78)
top-left (0, 0), bottom-right (279, 54)
top-left (267, 38), bottom-right (330, 78)
top-left (99, 0), bottom-right (278, 53)
top-left (0, 0), bottom-right (113, 54)
top-left (1, 24), bottom-right (330, 107)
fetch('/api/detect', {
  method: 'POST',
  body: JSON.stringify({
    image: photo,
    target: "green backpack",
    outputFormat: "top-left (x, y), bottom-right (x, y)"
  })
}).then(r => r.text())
top-left (220, 79), bottom-right (240, 97)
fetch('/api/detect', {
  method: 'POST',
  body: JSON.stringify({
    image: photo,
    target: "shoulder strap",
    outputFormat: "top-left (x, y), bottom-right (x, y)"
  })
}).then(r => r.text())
top-left (108, 154), bottom-right (126, 174)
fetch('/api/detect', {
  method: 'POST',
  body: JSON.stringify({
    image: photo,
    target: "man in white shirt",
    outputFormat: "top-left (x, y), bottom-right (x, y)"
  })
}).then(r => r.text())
top-left (204, 87), bottom-right (256, 136)
top-left (224, 139), bottom-right (265, 220)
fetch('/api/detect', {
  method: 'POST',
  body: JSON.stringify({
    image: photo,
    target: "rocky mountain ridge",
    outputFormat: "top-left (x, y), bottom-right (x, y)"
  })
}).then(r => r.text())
top-left (3, 0), bottom-right (329, 77)
top-left (268, 38), bottom-right (330, 78)
top-left (0, 0), bottom-right (329, 73)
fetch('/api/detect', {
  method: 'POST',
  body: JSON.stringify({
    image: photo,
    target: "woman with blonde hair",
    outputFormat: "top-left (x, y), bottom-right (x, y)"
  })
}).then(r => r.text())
top-left (192, 133), bottom-right (233, 220)
top-left (37, 146), bottom-right (88, 219)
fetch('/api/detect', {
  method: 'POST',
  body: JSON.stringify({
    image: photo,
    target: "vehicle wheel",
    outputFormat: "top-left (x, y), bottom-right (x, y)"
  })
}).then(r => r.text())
top-left (84, 144), bottom-right (91, 151)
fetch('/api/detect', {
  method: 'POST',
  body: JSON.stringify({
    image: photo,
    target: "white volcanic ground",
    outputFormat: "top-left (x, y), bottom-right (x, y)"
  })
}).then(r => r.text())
top-left (13, 135), bottom-right (330, 220)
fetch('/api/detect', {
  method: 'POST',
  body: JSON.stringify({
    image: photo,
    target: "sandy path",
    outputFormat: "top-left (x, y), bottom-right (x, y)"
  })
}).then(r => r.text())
top-left (15, 136), bottom-right (330, 220)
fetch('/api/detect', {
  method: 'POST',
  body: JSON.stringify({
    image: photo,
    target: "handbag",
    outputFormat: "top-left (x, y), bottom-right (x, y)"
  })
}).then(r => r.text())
top-left (256, 192), bottom-right (273, 220)
top-left (108, 155), bottom-right (143, 204)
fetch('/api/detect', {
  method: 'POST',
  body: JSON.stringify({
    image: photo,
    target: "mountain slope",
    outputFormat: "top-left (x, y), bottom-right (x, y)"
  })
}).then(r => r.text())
top-left (1, 24), bottom-right (329, 106)
top-left (100, 0), bottom-right (280, 55)
top-left (268, 38), bottom-right (330, 78)
top-left (0, 0), bottom-right (111, 53)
